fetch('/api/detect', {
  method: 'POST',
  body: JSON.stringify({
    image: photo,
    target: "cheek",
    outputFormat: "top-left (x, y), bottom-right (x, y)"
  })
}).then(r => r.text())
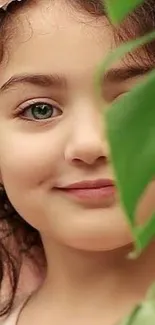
top-left (0, 128), bottom-right (64, 229)
top-left (0, 129), bottom-right (63, 189)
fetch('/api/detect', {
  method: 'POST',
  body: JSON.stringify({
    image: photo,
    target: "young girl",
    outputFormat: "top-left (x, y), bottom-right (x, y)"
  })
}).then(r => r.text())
top-left (0, 0), bottom-right (155, 324)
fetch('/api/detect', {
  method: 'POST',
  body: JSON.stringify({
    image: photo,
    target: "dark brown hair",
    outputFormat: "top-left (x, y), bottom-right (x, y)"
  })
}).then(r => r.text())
top-left (0, 0), bottom-right (155, 318)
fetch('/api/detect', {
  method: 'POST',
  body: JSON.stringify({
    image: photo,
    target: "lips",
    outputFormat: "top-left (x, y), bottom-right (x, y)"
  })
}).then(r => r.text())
top-left (57, 179), bottom-right (114, 190)
top-left (54, 179), bottom-right (116, 207)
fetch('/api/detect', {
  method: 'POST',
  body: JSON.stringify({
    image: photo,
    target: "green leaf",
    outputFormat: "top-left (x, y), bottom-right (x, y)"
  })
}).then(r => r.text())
top-left (146, 283), bottom-right (155, 301)
top-left (118, 306), bottom-right (141, 325)
top-left (95, 31), bottom-right (155, 255)
top-left (106, 70), bottom-right (155, 254)
top-left (104, 0), bottom-right (144, 24)
top-left (95, 31), bottom-right (155, 94)
top-left (118, 283), bottom-right (155, 325)
top-left (119, 302), bottom-right (155, 325)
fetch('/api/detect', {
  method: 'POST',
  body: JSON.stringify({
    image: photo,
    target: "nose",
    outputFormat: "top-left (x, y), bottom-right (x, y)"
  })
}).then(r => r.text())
top-left (64, 107), bottom-right (108, 166)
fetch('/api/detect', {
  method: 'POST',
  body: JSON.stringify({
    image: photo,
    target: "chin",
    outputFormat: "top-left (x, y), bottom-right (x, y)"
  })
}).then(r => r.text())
top-left (62, 232), bottom-right (132, 252)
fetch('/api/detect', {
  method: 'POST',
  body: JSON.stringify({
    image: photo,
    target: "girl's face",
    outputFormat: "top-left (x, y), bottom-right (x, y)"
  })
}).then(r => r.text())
top-left (0, 0), bottom-right (154, 251)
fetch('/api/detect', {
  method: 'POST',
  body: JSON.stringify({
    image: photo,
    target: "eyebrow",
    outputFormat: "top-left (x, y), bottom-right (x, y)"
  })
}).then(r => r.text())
top-left (0, 73), bottom-right (67, 93)
top-left (0, 65), bottom-right (152, 93)
top-left (103, 65), bottom-right (153, 83)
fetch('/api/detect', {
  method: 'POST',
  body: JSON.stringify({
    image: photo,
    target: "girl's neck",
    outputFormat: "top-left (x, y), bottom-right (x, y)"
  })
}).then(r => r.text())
top-left (42, 237), bottom-right (155, 292)
top-left (18, 239), bottom-right (155, 325)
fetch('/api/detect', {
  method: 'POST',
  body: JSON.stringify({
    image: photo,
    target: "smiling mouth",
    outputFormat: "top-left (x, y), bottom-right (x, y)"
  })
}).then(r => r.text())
top-left (54, 179), bottom-right (116, 207)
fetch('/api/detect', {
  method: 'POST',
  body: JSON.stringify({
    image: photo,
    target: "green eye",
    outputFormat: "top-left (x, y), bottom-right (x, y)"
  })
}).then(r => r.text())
top-left (21, 102), bottom-right (62, 120)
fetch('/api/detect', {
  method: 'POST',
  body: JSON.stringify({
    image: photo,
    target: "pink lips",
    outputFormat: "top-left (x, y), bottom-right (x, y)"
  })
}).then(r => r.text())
top-left (55, 179), bottom-right (116, 207)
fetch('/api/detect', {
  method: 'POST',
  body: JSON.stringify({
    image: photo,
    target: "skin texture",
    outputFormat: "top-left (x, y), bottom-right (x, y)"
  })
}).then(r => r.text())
top-left (0, 1), bottom-right (155, 324)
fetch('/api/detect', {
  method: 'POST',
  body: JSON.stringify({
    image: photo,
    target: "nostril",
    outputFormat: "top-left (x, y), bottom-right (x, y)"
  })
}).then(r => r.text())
top-left (97, 156), bottom-right (107, 162)
top-left (64, 137), bottom-right (109, 166)
top-left (95, 155), bottom-right (108, 166)
top-left (72, 155), bottom-right (107, 166)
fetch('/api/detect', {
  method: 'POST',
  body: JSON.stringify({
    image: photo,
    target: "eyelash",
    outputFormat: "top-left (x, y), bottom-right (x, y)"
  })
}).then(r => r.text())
top-left (14, 99), bottom-right (63, 122)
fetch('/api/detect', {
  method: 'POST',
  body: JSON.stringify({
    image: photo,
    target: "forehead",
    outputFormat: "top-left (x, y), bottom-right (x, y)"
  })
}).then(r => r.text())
top-left (0, 1), bottom-right (113, 83)
top-left (0, 0), bottom-right (151, 89)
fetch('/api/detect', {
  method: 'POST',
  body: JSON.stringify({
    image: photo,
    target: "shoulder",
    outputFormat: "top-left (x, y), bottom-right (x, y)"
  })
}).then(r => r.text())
top-left (0, 256), bottom-right (43, 325)
top-left (0, 297), bottom-right (29, 325)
